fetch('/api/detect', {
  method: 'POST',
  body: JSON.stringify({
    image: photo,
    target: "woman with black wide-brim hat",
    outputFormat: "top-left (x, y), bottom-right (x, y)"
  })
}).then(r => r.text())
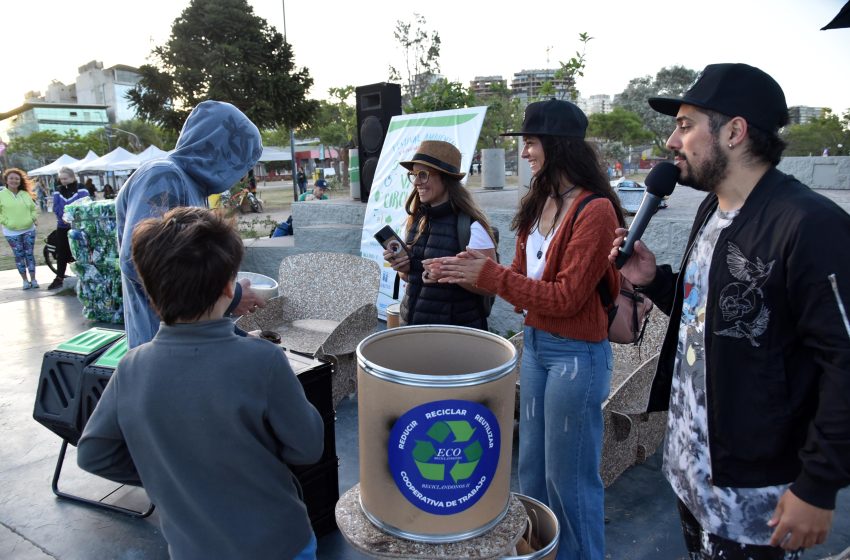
top-left (434, 99), bottom-right (626, 560)
top-left (382, 139), bottom-right (497, 329)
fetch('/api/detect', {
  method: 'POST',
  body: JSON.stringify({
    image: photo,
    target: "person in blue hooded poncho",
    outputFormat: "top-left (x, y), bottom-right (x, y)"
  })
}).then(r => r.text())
top-left (116, 101), bottom-right (265, 348)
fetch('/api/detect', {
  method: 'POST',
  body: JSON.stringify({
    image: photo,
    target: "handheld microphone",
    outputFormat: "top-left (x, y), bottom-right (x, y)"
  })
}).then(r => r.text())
top-left (615, 162), bottom-right (680, 269)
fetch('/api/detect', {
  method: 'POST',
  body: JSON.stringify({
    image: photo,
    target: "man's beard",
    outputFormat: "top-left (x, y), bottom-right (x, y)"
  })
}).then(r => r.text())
top-left (676, 135), bottom-right (729, 193)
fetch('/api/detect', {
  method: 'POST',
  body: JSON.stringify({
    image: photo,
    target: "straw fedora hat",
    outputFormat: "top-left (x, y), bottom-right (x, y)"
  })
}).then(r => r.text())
top-left (399, 140), bottom-right (466, 179)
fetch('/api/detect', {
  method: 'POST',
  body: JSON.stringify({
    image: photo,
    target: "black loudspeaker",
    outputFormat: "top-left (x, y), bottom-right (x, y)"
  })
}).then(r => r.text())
top-left (355, 83), bottom-right (402, 203)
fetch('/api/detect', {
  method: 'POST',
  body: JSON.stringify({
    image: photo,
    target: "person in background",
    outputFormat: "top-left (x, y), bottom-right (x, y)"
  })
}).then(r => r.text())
top-left (296, 166), bottom-right (307, 195)
top-left (77, 206), bottom-right (324, 560)
top-left (384, 140), bottom-right (497, 330)
top-left (102, 184), bottom-right (116, 199)
top-left (0, 168), bottom-right (39, 289)
top-left (116, 100), bottom-right (266, 348)
top-left (611, 63), bottom-right (850, 558)
top-left (36, 177), bottom-right (50, 211)
top-left (298, 179), bottom-right (329, 201)
top-left (84, 178), bottom-right (97, 198)
top-left (434, 99), bottom-right (624, 560)
top-left (48, 167), bottom-right (90, 290)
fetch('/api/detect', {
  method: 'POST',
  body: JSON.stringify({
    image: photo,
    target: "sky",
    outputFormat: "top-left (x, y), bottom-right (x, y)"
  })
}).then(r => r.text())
top-left (2, 0), bottom-right (849, 126)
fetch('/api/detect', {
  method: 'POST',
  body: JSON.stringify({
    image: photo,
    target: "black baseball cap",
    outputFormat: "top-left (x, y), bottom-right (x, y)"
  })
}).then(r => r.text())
top-left (501, 98), bottom-right (588, 138)
top-left (648, 63), bottom-right (789, 132)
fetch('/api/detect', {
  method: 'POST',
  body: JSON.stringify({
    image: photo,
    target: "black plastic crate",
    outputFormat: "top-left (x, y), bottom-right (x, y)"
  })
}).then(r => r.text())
top-left (287, 351), bottom-right (334, 419)
top-left (292, 457), bottom-right (340, 537)
top-left (33, 329), bottom-right (125, 445)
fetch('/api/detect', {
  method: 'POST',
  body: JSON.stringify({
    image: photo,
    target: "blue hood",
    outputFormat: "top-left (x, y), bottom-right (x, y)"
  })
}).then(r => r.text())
top-left (116, 100), bottom-right (262, 348)
top-left (171, 101), bottom-right (263, 197)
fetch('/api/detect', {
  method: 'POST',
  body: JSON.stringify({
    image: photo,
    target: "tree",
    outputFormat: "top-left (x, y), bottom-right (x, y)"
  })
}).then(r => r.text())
top-left (299, 86), bottom-right (358, 188)
top-left (782, 109), bottom-right (850, 156)
top-left (128, 0), bottom-right (317, 132)
top-left (408, 79), bottom-right (473, 114)
top-left (615, 65), bottom-right (699, 151)
top-left (388, 13), bottom-right (441, 105)
top-left (474, 82), bottom-right (523, 151)
top-left (588, 107), bottom-right (654, 167)
top-left (109, 119), bottom-right (178, 151)
top-left (587, 107), bottom-right (653, 146)
top-left (6, 131), bottom-right (65, 168)
top-left (552, 32), bottom-right (593, 101)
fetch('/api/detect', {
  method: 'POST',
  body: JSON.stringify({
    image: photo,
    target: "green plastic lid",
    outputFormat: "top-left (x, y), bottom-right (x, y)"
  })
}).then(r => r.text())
top-left (56, 327), bottom-right (124, 355)
top-left (92, 337), bottom-right (129, 369)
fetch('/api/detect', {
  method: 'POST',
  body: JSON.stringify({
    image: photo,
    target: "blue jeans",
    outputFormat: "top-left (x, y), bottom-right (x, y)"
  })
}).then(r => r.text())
top-left (518, 326), bottom-right (612, 560)
top-left (293, 532), bottom-right (317, 560)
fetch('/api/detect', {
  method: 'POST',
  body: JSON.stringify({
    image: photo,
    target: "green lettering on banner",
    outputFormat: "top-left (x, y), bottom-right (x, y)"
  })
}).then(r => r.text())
top-left (388, 113), bottom-right (479, 133)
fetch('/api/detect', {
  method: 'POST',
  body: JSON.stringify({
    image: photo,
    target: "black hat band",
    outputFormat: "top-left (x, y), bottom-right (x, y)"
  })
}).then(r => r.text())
top-left (411, 152), bottom-right (461, 175)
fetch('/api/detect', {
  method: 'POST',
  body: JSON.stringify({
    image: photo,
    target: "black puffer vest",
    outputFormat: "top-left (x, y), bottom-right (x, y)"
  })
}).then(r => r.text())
top-left (400, 202), bottom-right (487, 329)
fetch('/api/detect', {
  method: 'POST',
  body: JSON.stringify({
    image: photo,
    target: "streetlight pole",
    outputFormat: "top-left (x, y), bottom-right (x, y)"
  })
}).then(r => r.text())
top-left (283, 0), bottom-right (299, 201)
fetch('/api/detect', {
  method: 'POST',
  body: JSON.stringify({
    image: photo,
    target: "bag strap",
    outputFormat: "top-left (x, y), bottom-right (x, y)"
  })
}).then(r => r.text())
top-left (568, 194), bottom-right (615, 308)
top-left (456, 212), bottom-right (472, 250)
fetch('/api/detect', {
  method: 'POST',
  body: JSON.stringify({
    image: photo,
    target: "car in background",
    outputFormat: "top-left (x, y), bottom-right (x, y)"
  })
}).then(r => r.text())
top-left (615, 179), bottom-right (669, 215)
top-left (616, 180), bottom-right (645, 215)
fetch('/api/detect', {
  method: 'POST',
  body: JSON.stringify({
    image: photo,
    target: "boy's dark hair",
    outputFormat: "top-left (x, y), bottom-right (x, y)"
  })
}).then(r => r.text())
top-left (131, 207), bottom-right (243, 325)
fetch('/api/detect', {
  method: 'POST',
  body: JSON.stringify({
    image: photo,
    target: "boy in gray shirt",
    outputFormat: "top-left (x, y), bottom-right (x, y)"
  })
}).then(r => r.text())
top-left (78, 207), bottom-right (324, 560)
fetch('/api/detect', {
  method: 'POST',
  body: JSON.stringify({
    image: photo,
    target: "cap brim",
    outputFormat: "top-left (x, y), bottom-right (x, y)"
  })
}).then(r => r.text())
top-left (647, 96), bottom-right (684, 117)
top-left (499, 131), bottom-right (524, 137)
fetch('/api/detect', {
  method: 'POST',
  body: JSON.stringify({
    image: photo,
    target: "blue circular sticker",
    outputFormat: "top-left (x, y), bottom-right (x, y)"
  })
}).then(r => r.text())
top-left (388, 399), bottom-right (501, 515)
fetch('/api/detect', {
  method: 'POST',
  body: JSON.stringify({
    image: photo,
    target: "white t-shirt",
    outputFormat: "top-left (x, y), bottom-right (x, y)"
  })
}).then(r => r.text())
top-left (525, 222), bottom-right (560, 280)
top-left (468, 221), bottom-right (496, 251)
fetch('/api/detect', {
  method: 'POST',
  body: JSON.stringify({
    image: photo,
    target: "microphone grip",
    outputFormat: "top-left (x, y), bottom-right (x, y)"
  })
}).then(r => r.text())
top-left (615, 193), bottom-right (662, 270)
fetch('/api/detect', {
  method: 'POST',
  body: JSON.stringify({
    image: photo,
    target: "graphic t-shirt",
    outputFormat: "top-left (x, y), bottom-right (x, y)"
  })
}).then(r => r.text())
top-left (662, 207), bottom-right (788, 545)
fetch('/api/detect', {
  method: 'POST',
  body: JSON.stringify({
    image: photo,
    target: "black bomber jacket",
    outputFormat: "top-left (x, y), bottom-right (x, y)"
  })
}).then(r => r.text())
top-left (643, 167), bottom-right (850, 510)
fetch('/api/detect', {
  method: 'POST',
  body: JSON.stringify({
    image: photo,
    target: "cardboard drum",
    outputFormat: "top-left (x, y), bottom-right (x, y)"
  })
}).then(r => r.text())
top-left (356, 325), bottom-right (517, 543)
top-left (386, 303), bottom-right (400, 329)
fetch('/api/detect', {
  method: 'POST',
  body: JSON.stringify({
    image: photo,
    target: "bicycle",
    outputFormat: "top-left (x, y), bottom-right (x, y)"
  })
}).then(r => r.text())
top-left (43, 230), bottom-right (65, 278)
top-left (219, 187), bottom-right (263, 214)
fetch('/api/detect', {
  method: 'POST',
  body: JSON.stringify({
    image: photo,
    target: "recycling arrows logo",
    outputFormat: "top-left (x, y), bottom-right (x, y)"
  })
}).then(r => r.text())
top-left (412, 420), bottom-right (483, 483)
top-left (388, 399), bottom-right (501, 515)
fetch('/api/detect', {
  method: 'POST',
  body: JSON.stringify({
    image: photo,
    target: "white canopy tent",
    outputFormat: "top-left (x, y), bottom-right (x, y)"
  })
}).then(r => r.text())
top-left (78, 147), bottom-right (141, 172)
top-left (28, 154), bottom-right (79, 176)
top-left (258, 146), bottom-right (292, 162)
top-left (136, 145), bottom-right (169, 164)
top-left (67, 150), bottom-right (101, 173)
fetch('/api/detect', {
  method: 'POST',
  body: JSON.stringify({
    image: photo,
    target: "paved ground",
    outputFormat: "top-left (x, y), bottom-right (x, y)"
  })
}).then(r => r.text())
top-left (2, 179), bottom-right (850, 559)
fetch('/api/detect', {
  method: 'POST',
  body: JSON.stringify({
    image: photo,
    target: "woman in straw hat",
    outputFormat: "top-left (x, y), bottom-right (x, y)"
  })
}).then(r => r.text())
top-left (434, 99), bottom-right (626, 560)
top-left (383, 139), bottom-right (497, 329)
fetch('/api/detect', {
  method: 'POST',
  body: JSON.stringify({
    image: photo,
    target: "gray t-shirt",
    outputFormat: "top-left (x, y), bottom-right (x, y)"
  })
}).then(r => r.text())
top-left (662, 207), bottom-right (788, 545)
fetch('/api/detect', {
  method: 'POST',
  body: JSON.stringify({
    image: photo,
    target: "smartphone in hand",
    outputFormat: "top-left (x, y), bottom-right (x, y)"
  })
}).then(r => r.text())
top-left (374, 225), bottom-right (409, 258)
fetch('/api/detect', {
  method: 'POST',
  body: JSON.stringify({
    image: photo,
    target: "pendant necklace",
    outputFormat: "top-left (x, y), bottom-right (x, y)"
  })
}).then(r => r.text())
top-left (535, 185), bottom-right (578, 259)
top-left (535, 226), bottom-right (554, 259)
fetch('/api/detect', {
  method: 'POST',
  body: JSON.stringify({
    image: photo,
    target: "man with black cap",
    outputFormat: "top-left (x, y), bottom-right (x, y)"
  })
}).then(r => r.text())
top-left (611, 63), bottom-right (850, 558)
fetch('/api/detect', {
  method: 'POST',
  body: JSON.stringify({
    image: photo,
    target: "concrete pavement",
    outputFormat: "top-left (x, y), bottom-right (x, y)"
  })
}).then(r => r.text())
top-left (1, 246), bottom-right (848, 558)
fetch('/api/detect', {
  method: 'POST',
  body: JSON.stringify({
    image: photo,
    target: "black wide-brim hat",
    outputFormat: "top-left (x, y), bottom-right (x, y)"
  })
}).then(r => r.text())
top-left (648, 63), bottom-right (788, 132)
top-left (399, 140), bottom-right (466, 179)
top-left (501, 98), bottom-right (588, 138)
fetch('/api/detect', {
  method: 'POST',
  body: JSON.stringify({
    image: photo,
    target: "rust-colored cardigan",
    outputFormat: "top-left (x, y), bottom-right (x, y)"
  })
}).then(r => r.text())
top-left (477, 193), bottom-right (621, 342)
